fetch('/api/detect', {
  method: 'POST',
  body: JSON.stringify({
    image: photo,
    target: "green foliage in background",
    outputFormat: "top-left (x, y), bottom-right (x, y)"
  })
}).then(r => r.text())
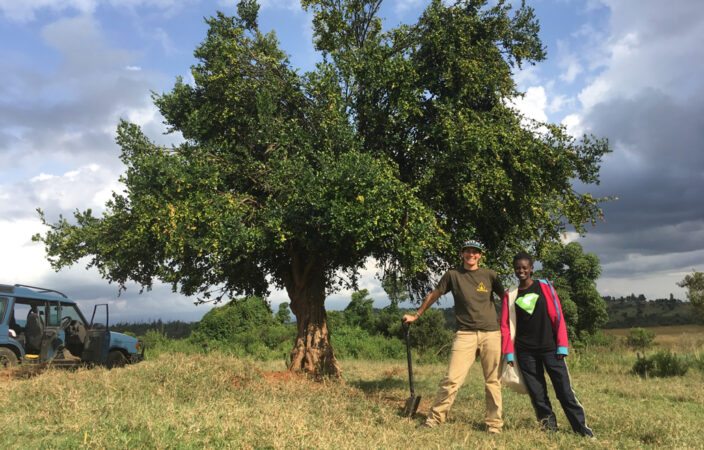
top-left (678, 270), bottom-right (704, 322)
top-left (626, 327), bottom-right (656, 352)
top-left (536, 241), bottom-right (608, 340)
top-left (344, 289), bottom-right (376, 333)
top-left (190, 296), bottom-right (296, 359)
top-left (275, 302), bottom-right (292, 324)
top-left (632, 350), bottom-right (691, 378)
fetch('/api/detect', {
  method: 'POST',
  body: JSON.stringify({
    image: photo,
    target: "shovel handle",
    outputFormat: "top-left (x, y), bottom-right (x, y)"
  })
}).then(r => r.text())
top-left (404, 322), bottom-right (416, 395)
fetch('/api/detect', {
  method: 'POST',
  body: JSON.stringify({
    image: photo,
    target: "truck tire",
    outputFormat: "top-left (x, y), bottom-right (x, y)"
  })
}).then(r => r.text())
top-left (106, 350), bottom-right (127, 369)
top-left (0, 347), bottom-right (18, 368)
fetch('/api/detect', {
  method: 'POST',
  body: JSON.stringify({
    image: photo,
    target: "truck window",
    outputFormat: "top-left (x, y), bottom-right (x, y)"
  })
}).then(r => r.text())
top-left (0, 296), bottom-right (7, 323)
top-left (60, 303), bottom-right (86, 326)
top-left (47, 303), bottom-right (61, 327)
top-left (13, 302), bottom-right (31, 328)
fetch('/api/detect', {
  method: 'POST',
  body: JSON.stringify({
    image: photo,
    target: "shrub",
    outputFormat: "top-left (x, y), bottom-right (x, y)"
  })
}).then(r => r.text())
top-left (581, 330), bottom-right (616, 348)
top-left (374, 303), bottom-right (403, 339)
top-left (189, 296), bottom-right (296, 360)
top-left (191, 296), bottom-right (276, 342)
top-left (344, 290), bottom-right (375, 333)
top-left (626, 327), bottom-right (656, 352)
top-left (275, 302), bottom-right (291, 324)
top-left (408, 308), bottom-right (452, 354)
top-left (143, 329), bottom-right (170, 348)
top-left (632, 350), bottom-right (691, 377)
top-left (331, 325), bottom-right (405, 360)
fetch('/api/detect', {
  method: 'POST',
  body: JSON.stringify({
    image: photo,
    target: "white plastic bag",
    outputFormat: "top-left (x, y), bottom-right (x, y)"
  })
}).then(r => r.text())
top-left (501, 361), bottom-right (528, 394)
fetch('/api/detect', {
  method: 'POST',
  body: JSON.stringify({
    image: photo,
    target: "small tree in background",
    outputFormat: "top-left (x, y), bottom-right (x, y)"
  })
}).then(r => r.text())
top-left (626, 327), bottom-right (656, 353)
top-left (276, 302), bottom-right (292, 324)
top-left (536, 242), bottom-right (608, 340)
top-left (409, 309), bottom-right (453, 355)
top-left (375, 274), bottom-right (410, 338)
top-left (677, 271), bottom-right (704, 322)
top-left (344, 290), bottom-right (375, 332)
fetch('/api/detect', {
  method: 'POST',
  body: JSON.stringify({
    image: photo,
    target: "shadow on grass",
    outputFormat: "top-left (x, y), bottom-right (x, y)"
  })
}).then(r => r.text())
top-left (348, 377), bottom-right (409, 393)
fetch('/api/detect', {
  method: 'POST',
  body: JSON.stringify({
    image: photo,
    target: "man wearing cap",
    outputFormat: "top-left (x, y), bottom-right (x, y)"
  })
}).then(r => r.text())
top-left (403, 239), bottom-right (505, 433)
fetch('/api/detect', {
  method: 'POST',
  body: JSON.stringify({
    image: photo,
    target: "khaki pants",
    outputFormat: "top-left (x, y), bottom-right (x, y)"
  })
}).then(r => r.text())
top-left (426, 330), bottom-right (503, 430)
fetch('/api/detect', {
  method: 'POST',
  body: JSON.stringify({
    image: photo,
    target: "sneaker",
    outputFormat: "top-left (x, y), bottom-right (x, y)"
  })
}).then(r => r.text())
top-left (417, 422), bottom-right (436, 429)
top-left (488, 427), bottom-right (501, 435)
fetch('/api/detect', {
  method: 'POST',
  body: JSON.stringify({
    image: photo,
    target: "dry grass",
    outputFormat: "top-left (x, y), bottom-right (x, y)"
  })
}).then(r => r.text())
top-left (603, 324), bottom-right (704, 351)
top-left (0, 326), bottom-right (702, 449)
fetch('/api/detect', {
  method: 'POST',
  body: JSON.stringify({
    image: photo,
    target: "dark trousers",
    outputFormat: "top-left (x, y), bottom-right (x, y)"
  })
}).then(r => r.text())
top-left (516, 350), bottom-right (593, 437)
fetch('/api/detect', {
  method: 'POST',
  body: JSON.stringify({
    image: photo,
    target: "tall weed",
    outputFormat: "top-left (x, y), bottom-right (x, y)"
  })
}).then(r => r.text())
top-left (632, 350), bottom-right (691, 377)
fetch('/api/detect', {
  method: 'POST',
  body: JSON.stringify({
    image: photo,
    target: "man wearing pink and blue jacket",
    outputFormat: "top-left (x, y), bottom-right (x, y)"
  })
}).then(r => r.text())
top-left (500, 251), bottom-right (594, 437)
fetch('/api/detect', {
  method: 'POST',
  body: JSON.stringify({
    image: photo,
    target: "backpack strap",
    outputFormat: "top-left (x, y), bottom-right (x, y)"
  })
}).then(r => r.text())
top-left (538, 279), bottom-right (560, 324)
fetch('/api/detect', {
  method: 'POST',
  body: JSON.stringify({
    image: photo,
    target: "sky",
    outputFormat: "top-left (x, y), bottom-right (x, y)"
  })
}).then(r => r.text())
top-left (0, 0), bottom-right (702, 323)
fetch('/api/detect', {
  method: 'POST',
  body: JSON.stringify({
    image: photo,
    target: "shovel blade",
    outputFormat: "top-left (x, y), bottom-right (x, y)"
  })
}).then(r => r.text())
top-left (403, 394), bottom-right (421, 417)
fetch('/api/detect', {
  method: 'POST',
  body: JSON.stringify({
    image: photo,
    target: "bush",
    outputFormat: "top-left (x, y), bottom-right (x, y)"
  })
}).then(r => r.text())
top-left (408, 308), bottom-right (452, 354)
top-left (374, 303), bottom-right (403, 339)
top-left (331, 325), bottom-right (405, 360)
top-left (189, 296), bottom-right (296, 360)
top-left (632, 350), bottom-right (691, 377)
top-left (143, 329), bottom-right (170, 348)
top-left (581, 330), bottom-right (616, 348)
top-left (626, 327), bottom-right (656, 352)
top-left (191, 296), bottom-right (276, 342)
top-left (344, 290), bottom-right (375, 333)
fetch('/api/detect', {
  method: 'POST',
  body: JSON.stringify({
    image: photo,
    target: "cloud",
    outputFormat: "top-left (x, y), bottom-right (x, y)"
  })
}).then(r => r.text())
top-left (0, 0), bottom-right (189, 22)
top-left (556, 40), bottom-right (583, 83)
top-left (0, 0), bottom-right (95, 22)
top-left (393, 0), bottom-right (426, 15)
top-left (563, 0), bottom-right (704, 296)
top-left (508, 86), bottom-right (548, 127)
top-left (0, 12), bottom-right (190, 321)
top-left (0, 14), bottom-right (176, 169)
top-left (578, 0), bottom-right (704, 108)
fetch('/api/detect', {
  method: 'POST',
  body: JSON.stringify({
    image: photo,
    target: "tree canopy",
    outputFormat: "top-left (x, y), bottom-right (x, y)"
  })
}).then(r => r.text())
top-left (34, 0), bottom-right (610, 377)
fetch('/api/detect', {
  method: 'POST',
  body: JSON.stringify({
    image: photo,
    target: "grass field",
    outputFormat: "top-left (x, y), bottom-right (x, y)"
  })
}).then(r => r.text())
top-left (1, 325), bottom-right (703, 449)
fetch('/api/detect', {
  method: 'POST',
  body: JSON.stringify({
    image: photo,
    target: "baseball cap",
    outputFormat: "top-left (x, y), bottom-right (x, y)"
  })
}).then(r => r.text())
top-left (461, 239), bottom-right (485, 252)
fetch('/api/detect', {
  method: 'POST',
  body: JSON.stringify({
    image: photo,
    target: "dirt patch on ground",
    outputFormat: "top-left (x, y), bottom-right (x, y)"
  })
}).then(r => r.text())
top-left (382, 366), bottom-right (404, 378)
top-left (260, 370), bottom-right (301, 383)
top-left (0, 366), bottom-right (46, 381)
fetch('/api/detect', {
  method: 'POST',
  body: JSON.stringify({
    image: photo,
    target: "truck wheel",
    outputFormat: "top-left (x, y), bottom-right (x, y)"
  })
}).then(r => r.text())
top-left (0, 347), bottom-right (18, 368)
top-left (106, 350), bottom-right (127, 369)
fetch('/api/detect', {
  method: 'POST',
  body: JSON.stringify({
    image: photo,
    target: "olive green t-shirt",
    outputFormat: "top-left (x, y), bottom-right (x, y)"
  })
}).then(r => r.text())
top-left (436, 267), bottom-right (505, 331)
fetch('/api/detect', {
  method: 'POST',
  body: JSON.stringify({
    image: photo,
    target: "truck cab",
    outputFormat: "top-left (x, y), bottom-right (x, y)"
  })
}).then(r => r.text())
top-left (0, 284), bottom-right (144, 368)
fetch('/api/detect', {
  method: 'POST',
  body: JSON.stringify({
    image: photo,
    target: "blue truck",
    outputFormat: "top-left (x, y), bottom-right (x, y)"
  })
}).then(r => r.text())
top-left (0, 284), bottom-right (144, 368)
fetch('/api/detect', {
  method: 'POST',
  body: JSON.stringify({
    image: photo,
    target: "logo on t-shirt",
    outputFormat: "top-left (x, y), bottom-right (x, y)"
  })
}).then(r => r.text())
top-left (476, 282), bottom-right (489, 293)
top-left (516, 293), bottom-right (539, 314)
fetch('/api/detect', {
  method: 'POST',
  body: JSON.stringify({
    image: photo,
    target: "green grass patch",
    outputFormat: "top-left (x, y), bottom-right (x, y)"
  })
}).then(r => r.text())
top-left (1, 325), bottom-right (703, 448)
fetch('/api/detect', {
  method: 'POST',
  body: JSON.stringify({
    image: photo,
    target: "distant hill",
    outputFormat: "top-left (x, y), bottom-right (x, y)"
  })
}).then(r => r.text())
top-left (112, 320), bottom-right (195, 339)
top-left (603, 296), bottom-right (699, 328)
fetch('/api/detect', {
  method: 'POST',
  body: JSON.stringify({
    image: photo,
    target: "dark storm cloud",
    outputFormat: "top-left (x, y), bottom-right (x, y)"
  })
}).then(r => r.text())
top-left (573, 86), bottom-right (704, 272)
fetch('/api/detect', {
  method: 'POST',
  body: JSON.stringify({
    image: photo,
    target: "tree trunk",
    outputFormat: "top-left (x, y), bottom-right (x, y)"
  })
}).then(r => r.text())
top-left (284, 255), bottom-right (342, 378)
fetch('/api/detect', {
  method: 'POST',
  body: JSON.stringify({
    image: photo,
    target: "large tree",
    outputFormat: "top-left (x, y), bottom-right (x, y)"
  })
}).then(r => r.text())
top-left (35, 0), bottom-right (610, 377)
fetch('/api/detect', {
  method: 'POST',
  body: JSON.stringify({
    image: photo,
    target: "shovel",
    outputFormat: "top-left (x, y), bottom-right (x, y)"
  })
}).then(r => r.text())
top-left (402, 321), bottom-right (421, 417)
